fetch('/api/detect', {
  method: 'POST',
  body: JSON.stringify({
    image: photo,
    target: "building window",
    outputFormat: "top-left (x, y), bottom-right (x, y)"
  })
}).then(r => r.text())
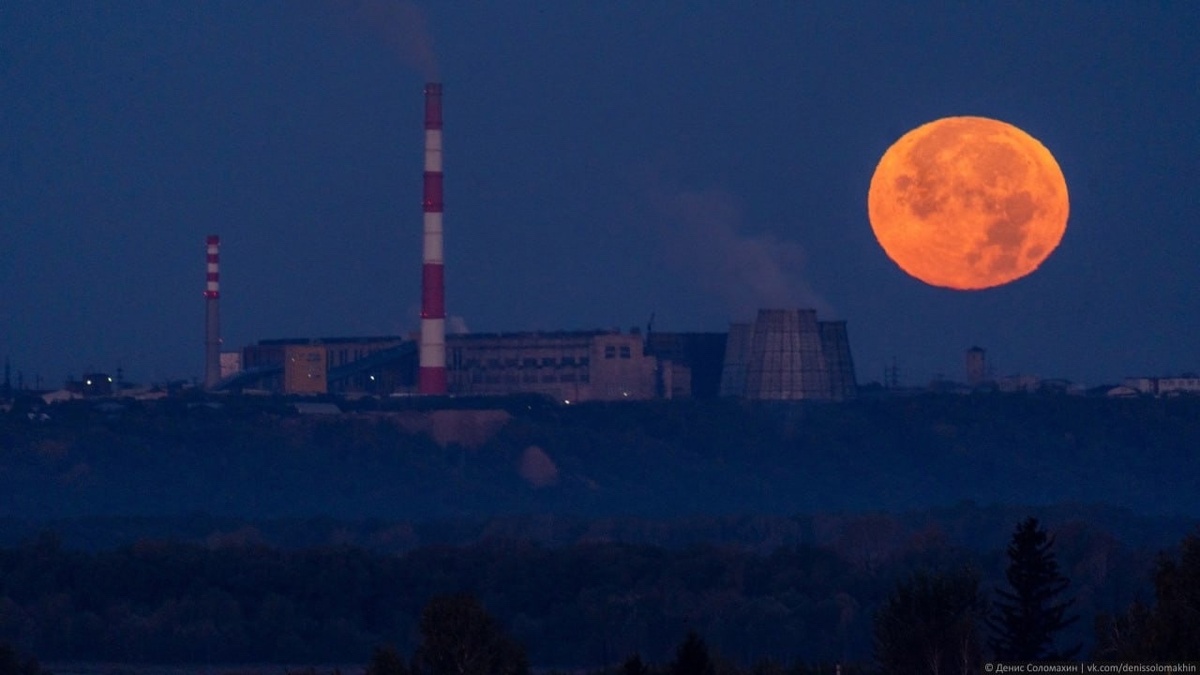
top-left (541, 357), bottom-right (555, 367)
top-left (562, 356), bottom-right (576, 366)
top-left (522, 358), bottom-right (537, 368)
top-left (487, 358), bottom-right (501, 368)
top-left (620, 346), bottom-right (631, 359)
top-left (604, 346), bottom-right (616, 359)
top-left (505, 358), bottom-right (518, 368)
top-left (561, 373), bottom-right (576, 382)
top-left (580, 357), bottom-right (590, 366)
top-left (580, 370), bottom-right (590, 383)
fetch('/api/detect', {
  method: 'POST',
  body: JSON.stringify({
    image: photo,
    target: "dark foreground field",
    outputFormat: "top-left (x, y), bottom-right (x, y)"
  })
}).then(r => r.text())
top-left (1, 393), bottom-right (1198, 666)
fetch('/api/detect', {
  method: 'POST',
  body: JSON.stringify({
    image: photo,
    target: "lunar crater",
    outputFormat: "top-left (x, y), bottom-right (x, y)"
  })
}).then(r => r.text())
top-left (868, 116), bottom-right (1069, 290)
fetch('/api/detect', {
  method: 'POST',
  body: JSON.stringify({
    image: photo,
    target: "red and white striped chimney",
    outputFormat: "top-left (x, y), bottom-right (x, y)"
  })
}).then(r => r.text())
top-left (203, 234), bottom-right (221, 389)
top-left (419, 82), bottom-right (447, 394)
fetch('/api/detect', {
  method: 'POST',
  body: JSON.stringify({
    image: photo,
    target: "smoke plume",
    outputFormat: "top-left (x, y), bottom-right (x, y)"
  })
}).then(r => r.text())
top-left (653, 187), bottom-right (829, 316)
top-left (335, 0), bottom-right (438, 79)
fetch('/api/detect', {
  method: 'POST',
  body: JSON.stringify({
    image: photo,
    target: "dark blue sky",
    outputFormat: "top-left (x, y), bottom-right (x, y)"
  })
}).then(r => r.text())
top-left (2, 1), bottom-right (1197, 387)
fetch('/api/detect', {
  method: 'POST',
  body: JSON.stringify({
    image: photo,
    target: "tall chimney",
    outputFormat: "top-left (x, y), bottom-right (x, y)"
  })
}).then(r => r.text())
top-left (203, 234), bottom-right (221, 389)
top-left (419, 82), bottom-right (447, 394)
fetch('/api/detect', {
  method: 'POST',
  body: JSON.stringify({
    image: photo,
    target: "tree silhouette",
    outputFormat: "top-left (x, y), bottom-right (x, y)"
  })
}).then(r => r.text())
top-left (1095, 530), bottom-right (1200, 658)
top-left (670, 631), bottom-right (715, 675)
top-left (988, 518), bottom-right (1079, 660)
top-left (413, 593), bottom-right (528, 675)
top-left (874, 568), bottom-right (987, 675)
top-left (621, 653), bottom-right (651, 675)
top-left (0, 642), bottom-right (48, 675)
top-left (366, 644), bottom-right (410, 675)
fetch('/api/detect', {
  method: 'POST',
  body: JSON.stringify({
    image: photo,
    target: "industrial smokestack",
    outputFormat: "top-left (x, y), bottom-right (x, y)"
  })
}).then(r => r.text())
top-left (419, 82), bottom-right (447, 394)
top-left (203, 234), bottom-right (221, 389)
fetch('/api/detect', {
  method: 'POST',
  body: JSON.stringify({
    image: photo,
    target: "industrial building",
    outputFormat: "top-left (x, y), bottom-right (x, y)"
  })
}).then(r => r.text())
top-left (445, 330), bottom-right (656, 402)
top-left (644, 331), bottom-right (729, 399)
top-left (240, 337), bottom-right (412, 395)
top-left (237, 329), bottom-right (671, 402)
top-left (206, 86), bottom-right (858, 403)
top-left (230, 314), bottom-right (854, 402)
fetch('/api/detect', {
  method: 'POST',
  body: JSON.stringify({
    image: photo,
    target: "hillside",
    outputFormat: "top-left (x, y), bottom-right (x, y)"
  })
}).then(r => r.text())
top-left (2, 392), bottom-right (1198, 521)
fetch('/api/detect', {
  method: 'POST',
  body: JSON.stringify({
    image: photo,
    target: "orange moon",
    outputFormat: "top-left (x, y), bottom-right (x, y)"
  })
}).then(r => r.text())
top-left (867, 116), bottom-right (1069, 290)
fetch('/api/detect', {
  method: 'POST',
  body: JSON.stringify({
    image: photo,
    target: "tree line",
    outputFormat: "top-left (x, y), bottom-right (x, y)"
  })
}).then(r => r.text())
top-left (369, 519), bottom-right (1199, 675)
top-left (1, 519), bottom-right (1197, 670)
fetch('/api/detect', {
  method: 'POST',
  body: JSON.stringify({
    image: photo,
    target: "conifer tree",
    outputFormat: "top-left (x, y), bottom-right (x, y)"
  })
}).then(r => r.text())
top-left (988, 517), bottom-right (1080, 660)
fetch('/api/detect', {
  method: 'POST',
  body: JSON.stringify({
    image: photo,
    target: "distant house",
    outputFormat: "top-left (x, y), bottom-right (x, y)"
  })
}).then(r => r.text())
top-left (1118, 375), bottom-right (1200, 397)
top-left (995, 374), bottom-right (1041, 393)
top-left (293, 402), bottom-right (341, 415)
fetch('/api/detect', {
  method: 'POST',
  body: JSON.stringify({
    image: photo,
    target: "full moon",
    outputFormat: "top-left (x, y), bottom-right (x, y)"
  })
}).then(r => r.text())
top-left (867, 116), bottom-right (1069, 290)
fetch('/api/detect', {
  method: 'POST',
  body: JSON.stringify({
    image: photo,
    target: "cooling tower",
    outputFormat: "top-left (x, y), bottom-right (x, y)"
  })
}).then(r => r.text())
top-left (203, 234), bottom-right (221, 389)
top-left (419, 82), bottom-right (447, 394)
top-left (819, 320), bottom-right (857, 400)
top-left (743, 309), bottom-right (830, 400)
top-left (719, 323), bottom-right (752, 397)
top-left (720, 309), bottom-right (857, 400)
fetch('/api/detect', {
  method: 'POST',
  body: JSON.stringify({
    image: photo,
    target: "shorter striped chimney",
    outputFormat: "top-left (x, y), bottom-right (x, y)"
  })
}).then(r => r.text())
top-left (203, 235), bottom-right (221, 389)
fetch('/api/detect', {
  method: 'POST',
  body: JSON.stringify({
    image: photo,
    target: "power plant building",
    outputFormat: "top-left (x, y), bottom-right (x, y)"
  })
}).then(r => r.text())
top-left (240, 337), bottom-right (412, 395)
top-left (720, 309), bottom-right (857, 400)
top-left (234, 314), bottom-right (854, 402)
top-left (644, 332), bottom-right (728, 399)
top-left (217, 89), bottom-right (858, 403)
top-left (446, 330), bottom-right (656, 402)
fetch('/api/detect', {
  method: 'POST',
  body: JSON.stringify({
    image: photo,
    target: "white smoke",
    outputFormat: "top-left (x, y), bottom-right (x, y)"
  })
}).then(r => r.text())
top-left (332, 0), bottom-right (439, 79)
top-left (653, 187), bottom-right (829, 316)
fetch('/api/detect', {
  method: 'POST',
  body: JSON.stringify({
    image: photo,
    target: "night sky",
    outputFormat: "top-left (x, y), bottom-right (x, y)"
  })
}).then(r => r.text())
top-left (2, 2), bottom-right (1197, 388)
